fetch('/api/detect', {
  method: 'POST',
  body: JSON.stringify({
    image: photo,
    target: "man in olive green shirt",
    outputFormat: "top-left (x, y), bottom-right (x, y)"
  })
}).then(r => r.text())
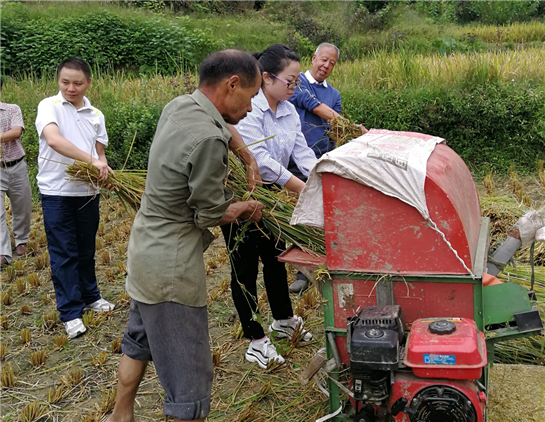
top-left (107, 50), bottom-right (263, 422)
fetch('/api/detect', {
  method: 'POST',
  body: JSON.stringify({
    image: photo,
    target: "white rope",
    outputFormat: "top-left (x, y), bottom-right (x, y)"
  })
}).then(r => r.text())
top-left (428, 218), bottom-right (476, 279)
top-left (315, 402), bottom-right (343, 422)
top-left (314, 373), bottom-right (330, 397)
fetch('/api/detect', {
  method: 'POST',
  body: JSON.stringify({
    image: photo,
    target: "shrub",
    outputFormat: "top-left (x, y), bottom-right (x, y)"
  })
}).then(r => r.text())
top-left (341, 82), bottom-right (545, 174)
top-left (1, 4), bottom-right (222, 76)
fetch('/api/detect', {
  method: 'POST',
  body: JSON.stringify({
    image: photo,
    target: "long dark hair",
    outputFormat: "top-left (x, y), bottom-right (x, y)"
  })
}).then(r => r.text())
top-left (253, 44), bottom-right (300, 77)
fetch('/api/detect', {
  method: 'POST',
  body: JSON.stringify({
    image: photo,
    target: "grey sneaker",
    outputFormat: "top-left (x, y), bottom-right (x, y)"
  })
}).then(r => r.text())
top-left (83, 298), bottom-right (115, 312)
top-left (269, 316), bottom-right (313, 342)
top-left (289, 274), bottom-right (308, 293)
top-left (64, 318), bottom-right (87, 339)
top-left (245, 338), bottom-right (285, 369)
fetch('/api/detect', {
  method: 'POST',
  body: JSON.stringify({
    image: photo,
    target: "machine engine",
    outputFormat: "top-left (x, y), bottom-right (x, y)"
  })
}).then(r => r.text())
top-left (349, 305), bottom-right (405, 402)
top-left (348, 306), bottom-right (487, 422)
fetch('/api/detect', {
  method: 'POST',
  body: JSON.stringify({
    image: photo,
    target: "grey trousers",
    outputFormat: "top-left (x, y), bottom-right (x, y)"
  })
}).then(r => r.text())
top-left (0, 159), bottom-right (32, 263)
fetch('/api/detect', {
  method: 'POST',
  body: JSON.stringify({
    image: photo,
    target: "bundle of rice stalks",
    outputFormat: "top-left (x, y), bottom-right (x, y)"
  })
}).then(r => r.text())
top-left (66, 160), bottom-right (146, 212)
top-left (327, 115), bottom-right (362, 148)
top-left (495, 264), bottom-right (545, 364)
top-left (480, 196), bottom-right (527, 242)
top-left (226, 154), bottom-right (326, 255)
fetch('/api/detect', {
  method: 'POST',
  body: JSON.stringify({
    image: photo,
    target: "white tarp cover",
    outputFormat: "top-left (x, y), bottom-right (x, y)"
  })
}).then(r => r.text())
top-left (291, 129), bottom-right (445, 228)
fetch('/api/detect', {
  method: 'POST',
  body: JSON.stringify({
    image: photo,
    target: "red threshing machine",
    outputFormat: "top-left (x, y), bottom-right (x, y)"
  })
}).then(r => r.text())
top-left (279, 142), bottom-right (543, 422)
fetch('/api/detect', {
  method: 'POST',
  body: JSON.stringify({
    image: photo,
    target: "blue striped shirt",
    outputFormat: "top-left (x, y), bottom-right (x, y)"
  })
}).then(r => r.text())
top-left (235, 89), bottom-right (318, 186)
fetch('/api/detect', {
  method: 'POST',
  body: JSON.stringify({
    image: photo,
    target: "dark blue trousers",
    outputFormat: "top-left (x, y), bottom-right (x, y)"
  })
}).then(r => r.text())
top-left (41, 194), bottom-right (101, 322)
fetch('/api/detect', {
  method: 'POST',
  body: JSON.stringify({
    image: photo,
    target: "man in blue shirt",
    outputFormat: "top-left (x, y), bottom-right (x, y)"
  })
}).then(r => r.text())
top-left (288, 43), bottom-right (367, 292)
top-left (289, 43), bottom-right (343, 160)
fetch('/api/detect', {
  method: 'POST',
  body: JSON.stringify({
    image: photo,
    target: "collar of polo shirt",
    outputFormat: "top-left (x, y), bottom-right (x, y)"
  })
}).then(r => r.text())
top-left (305, 70), bottom-right (328, 88)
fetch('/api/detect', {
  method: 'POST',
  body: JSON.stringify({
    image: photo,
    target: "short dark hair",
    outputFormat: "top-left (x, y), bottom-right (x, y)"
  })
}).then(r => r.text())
top-left (57, 58), bottom-right (92, 80)
top-left (253, 44), bottom-right (300, 77)
top-left (199, 49), bottom-right (260, 88)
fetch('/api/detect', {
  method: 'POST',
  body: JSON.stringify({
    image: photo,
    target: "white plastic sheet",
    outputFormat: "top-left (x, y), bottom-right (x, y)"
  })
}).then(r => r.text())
top-left (292, 129), bottom-right (445, 227)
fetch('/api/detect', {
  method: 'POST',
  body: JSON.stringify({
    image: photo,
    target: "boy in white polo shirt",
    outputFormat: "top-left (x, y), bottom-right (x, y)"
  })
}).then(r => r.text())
top-left (35, 58), bottom-right (115, 339)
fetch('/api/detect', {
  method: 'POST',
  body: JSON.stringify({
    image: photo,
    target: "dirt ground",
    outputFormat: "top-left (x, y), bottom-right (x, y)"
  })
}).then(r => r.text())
top-left (1, 174), bottom-right (544, 421)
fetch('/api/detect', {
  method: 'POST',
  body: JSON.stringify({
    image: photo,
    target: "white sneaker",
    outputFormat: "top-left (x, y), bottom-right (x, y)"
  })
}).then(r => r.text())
top-left (269, 316), bottom-right (313, 342)
top-left (83, 298), bottom-right (115, 312)
top-left (64, 318), bottom-right (87, 339)
top-left (245, 338), bottom-right (285, 369)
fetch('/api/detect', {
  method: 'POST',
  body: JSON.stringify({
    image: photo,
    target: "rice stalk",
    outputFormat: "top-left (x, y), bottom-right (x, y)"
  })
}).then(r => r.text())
top-left (509, 166), bottom-right (533, 207)
top-left (66, 160), bottom-right (146, 212)
top-left (16, 277), bottom-right (28, 295)
top-left (54, 335), bottom-right (68, 349)
top-left (92, 351), bottom-right (108, 367)
top-left (1, 364), bottom-right (15, 387)
top-left (20, 328), bottom-right (31, 345)
top-left (226, 154), bottom-right (326, 255)
top-left (30, 350), bottom-right (47, 367)
top-left (111, 338), bottom-right (122, 353)
top-left (48, 384), bottom-right (65, 404)
top-left (483, 172), bottom-right (496, 196)
top-left (62, 368), bottom-right (84, 387)
top-left (42, 312), bottom-right (58, 330)
top-left (1, 315), bottom-right (9, 329)
top-left (327, 115), bottom-right (362, 148)
top-left (19, 400), bottom-right (45, 422)
top-left (1, 289), bottom-right (13, 305)
top-left (99, 387), bottom-right (117, 414)
top-left (27, 273), bottom-right (41, 288)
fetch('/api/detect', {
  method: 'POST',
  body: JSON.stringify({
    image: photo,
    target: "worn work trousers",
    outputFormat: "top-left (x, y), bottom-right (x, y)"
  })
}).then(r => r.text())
top-left (221, 222), bottom-right (293, 340)
top-left (0, 159), bottom-right (32, 263)
top-left (41, 194), bottom-right (101, 322)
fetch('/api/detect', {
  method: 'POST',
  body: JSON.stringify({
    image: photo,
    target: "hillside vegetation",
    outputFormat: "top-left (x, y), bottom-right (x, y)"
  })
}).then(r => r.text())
top-left (2, 0), bottom-right (545, 187)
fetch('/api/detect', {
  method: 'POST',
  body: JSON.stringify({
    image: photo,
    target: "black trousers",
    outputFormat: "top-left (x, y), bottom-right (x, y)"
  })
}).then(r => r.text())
top-left (221, 222), bottom-right (293, 340)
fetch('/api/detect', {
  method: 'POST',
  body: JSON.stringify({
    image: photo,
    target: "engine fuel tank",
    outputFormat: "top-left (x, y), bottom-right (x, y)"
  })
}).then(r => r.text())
top-left (404, 318), bottom-right (487, 380)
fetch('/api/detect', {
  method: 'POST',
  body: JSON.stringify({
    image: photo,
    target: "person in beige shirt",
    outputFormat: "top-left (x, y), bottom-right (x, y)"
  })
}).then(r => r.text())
top-left (107, 50), bottom-right (263, 422)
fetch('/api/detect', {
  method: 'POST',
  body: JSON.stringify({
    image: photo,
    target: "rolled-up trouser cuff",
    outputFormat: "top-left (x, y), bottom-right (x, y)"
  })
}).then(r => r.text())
top-left (121, 329), bottom-right (152, 361)
top-left (164, 396), bottom-right (211, 420)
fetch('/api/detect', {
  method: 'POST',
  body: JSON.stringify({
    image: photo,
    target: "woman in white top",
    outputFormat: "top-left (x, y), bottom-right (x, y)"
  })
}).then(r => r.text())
top-left (222, 44), bottom-right (317, 369)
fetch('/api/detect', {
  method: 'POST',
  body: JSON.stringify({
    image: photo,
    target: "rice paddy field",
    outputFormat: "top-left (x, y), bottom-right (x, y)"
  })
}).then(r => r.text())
top-left (2, 2), bottom-right (545, 420)
top-left (0, 169), bottom-right (544, 421)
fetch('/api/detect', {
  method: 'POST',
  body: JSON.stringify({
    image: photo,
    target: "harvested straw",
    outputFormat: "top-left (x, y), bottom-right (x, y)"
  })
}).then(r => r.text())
top-left (226, 154), bottom-right (326, 255)
top-left (519, 242), bottom-right (545, 266)
top-left (66, 160), bottom-right (146, 212)
top-left (480, 196), bottom-right (526, 242)
top-left (327, 115), bottom-right (362, 148)
top-left (496, 264), bottom-right (545, 364)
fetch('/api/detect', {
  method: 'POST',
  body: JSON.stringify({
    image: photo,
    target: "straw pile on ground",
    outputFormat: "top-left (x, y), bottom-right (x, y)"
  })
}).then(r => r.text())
top-left (327, 115), bottom-right (362, 148)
